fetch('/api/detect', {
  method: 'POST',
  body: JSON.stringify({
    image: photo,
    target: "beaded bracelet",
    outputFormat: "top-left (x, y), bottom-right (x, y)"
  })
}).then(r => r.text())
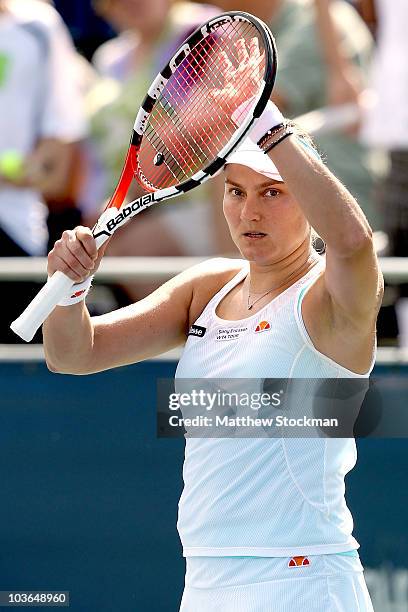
top-left (257, 122), bottom-right (286, 150)
top-left (263, 129), bottom-right (294, 154)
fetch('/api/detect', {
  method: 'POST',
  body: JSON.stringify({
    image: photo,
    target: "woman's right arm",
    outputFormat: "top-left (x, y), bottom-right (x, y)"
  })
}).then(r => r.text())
top-left (43, 226), bottom-right (195, 375)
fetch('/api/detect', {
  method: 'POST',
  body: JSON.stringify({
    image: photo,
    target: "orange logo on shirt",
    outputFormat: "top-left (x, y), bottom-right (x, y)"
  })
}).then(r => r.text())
top-left (288, 556), bottom-right (310, 567)
top-left (255, 320), bottom-right (271, 333)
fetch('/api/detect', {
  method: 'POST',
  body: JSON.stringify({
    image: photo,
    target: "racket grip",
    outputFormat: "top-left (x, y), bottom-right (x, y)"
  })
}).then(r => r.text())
top-left (10, 271), bottom-right (75, 342)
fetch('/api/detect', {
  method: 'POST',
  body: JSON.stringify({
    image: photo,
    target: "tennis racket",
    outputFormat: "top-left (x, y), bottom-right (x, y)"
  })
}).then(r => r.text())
top-left (11, 11), bottom-right (277, 342)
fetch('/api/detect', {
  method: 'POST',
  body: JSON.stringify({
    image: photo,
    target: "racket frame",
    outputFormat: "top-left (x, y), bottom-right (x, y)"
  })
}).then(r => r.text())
top-left (100, 11), bottom-right (277, 214)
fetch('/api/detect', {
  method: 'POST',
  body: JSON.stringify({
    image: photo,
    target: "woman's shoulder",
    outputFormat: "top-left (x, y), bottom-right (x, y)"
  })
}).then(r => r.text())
top-left (183, 256), bottom-right (246, 295)
top-left (187, 256), bottom-right (246, 284)
top-left (185, 257), bottom-right (247, 325)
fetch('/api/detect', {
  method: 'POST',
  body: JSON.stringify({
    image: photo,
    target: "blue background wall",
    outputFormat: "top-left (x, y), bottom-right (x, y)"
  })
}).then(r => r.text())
top-left (0, 361), bottom-right (406, 611)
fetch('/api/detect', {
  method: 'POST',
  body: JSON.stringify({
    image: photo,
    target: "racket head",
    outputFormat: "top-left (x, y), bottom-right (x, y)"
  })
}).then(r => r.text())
top-left (130, 12), bottom-right (277, 195)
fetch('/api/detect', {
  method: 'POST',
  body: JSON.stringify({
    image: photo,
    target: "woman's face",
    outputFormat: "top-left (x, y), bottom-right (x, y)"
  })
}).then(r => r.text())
top-left (223, 164), bottom-right (310, 265)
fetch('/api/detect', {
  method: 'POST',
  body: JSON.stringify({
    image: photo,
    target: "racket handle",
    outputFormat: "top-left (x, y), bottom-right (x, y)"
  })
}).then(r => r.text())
top-left (10, 271), bottom-right (75, 342)
top-left (10, 226), bottom-right (112, 342)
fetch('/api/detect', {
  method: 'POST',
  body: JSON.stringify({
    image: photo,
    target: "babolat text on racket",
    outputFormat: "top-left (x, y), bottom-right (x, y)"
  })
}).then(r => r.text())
top-left (11, 11), bottom-right (277, 341)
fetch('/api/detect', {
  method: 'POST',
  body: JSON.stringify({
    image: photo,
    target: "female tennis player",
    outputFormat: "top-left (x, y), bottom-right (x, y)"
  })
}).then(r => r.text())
top-left (43, 88), bottom-right (383, 609)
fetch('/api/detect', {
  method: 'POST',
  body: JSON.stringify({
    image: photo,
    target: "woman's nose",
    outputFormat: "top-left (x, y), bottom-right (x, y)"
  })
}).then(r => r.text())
top-left (240, 194), bottom-right (262, 221)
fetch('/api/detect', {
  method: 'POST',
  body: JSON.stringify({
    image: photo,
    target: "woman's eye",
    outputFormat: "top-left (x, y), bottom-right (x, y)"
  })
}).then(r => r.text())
top-left (265, 189), bottom-right (280, 197)
top-left (229, 188), bottom-right (243, 197)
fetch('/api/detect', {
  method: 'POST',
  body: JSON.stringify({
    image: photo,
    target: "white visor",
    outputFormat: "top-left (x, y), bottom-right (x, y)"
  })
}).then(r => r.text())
top-left (225, 135), bottom-right (322, 182)
top-left (226, 137), bottom-right (284, 182)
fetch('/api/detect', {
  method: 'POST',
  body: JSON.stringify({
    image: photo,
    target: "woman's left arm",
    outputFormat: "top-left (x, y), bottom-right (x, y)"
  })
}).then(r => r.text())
top-left (267, 135), bottom-right (384, 325)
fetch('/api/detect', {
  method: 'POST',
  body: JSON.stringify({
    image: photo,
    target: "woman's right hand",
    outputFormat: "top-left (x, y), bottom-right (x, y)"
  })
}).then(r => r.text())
top-left (47, 226), bottom-right (106, 283)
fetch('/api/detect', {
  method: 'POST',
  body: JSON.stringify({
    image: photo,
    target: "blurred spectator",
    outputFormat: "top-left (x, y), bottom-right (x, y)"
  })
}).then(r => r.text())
top-left (356, 0), bottom-right (377, 33)
top-left (84, 0), bottom-right (234, 303)
top-left (314, 0), bottom-right (364, 111)
top-left (0, 0), bottom-right (87, 342)
top-left (361, 0), bottom-right (408, 346)
top-left (51, 0), bottom-right (115, 60)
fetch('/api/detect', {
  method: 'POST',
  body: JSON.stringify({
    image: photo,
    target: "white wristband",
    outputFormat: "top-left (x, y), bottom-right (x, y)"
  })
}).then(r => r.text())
top-left (232, 99), bottom-right (285, 143)
top-left (55, 275), bottom-right (94, 307)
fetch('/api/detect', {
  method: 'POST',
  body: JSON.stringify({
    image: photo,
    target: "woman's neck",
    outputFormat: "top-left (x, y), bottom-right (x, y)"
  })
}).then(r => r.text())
top-left (247, 244), bottom-right (320, 295)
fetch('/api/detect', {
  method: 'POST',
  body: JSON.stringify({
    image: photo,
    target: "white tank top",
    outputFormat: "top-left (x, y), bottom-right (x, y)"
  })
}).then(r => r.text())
top-left (175, 257), bottom-right (375, 557)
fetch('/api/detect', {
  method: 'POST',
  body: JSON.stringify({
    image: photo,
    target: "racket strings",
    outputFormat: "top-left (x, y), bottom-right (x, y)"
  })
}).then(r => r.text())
top-left (162, 26), bottom-right (251, 157)
top-left (150, 93), bottom-right (209, 175)
top-left (142, 24), bottom-right (254, 184)
top-left (167, 37), bottom-right (238, 153)
top-left (146, 35), bottom-right (234, 180)
top-left (138, 20), bottom-right (266, 190)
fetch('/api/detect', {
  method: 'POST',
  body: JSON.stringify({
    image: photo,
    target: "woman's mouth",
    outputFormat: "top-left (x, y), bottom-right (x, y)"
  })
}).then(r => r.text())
top-left (242, 232), bottom-right (267, 239)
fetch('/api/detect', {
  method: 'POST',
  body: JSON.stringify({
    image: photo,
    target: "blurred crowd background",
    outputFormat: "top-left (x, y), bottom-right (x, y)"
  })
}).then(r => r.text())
top-left (1, 0), bottom-right (407, 345)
